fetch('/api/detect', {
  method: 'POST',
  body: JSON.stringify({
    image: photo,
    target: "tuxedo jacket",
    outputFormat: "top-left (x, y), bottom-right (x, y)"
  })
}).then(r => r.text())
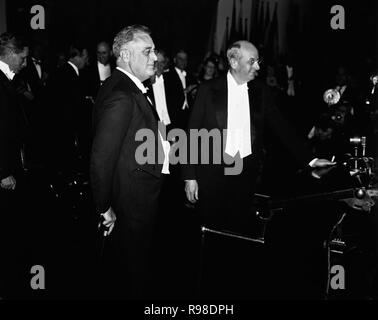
top-left (47, 62), bottom-right (86, 131)
top-left (90, 69), bottom-right (164, 215)
top-left (181, 75), bottom-right (313, 184)
top-left (21, 56), bottom-right (46, 97)
top-left (164, 68), bottom-right (196, 130)
top-left (0, 70), bottom-right (27, 180)
top-left (83, 60), bottom-right (116, 99)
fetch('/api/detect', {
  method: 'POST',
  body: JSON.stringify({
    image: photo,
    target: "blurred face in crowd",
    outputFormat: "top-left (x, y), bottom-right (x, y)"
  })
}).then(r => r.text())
top-left (204, 60), bottom-right (216, 79)
top-left (174, 51), bottom-right (188, 71)
top-left (229, 42), bottom-right (260, 84)
top-left (76, 49), bottom-right (89, 69)
top-left (97, 42), bottom-right (111, 65)
top-left (32, 44), bottom-right (44, 61)
top-left (155, 52), bottom-right (166, 77)
top-left (121, 33), bottom-right (157, 82)
top-left (4, 47), bottom-right (29, 74)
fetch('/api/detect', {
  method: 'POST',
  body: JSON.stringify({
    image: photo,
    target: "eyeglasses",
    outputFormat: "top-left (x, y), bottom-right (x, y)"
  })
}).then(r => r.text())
top-left (247, 57), bottom-right (262, 66)
top-left (142, 48), bottom-right (156, 57)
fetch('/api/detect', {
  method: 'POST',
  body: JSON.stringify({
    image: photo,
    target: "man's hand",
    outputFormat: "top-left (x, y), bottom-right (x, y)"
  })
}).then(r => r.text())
top-left (309, 158), bottom-right (337, 179)
top-left (310, 158), bottom-right (336, 168)
top-left (185, 180), bottom-right (199, 203)
top-left (0, 175), bottom-right (16, 190)
top-left (99, 207), bottom-right (116, 236)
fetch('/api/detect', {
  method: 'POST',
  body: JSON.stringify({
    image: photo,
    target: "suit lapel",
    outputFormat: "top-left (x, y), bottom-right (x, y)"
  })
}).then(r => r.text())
top-left (248, 80), bottom-right (263, 148)
top-left (213, 76), bottom-right (228, 130)
top-left (0, 70), bottom-right (17, 97)
top-left (133, 91), bottom-right (159, 129)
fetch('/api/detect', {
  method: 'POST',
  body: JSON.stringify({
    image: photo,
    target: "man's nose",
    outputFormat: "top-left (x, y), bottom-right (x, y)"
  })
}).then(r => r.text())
top-left (151, 51), bottom-right (158, 62)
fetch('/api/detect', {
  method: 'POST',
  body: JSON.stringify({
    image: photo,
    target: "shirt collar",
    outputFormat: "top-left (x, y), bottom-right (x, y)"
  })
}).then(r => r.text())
top-left (32, 57), bottom-right (42, 65)
top-left (68, 61), bottom-right (79, 76)
top-left (155, 74), bottom-right (164, 83)
top-left (0, 60), bottom-right (16, 80)
top-left (175, 67), bottom-right (186, 77)
top-left (98, 61), bottom-right (110, 68)
top-left (116, 67), bottom-right (147, 93)
top-left (227, 71), bottom-right (248, 91)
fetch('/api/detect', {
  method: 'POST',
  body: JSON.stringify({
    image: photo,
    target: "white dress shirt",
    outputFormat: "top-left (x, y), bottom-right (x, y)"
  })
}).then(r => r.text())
top-left (225, 71), bottom-right (252, 159)
top-left (32, 57), bottom-right (42, 79)
top-left (116, 67), bottom-right (170, 174)
top-left (152, 74), bottom-right (171, 126)
top-left (175, 67), bottom-right (189, 110)
top-left (98, 61), bottom-right (111, 82)
top-left (0, 60), bottom-right (15, 80)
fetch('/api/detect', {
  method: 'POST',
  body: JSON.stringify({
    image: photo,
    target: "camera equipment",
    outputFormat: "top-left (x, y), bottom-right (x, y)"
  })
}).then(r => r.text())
top-left (344, 136), bottom-right (375, 188)
top-left (323, 88), bottom-right (341, 106)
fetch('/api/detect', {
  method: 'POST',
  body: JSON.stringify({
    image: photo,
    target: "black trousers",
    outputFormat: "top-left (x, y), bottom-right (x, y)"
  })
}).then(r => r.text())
top-left (0, 174), bottom-right (32, 299)
top-left (103, 170), bottom-right (164, 299)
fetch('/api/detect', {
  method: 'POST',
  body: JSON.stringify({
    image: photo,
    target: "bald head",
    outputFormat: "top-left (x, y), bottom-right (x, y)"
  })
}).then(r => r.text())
top-left (97, 41), bottom-right (112, 65)
top-left (227, 41), bottom-right (260, 84)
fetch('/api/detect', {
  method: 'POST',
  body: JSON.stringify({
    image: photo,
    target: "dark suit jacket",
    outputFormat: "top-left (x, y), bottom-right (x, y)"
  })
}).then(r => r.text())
top-left (47, 62), bottom-right (86, 132)
top-left (46, 62), bottom-right (90, 169)
top-left (164, 68), bottom-right (196, 130)
top-left (182, 75), bottom-right (313, 184)
top-left (0, 70), bottom-right (27, 180)
top-left (82, 60), bottom-right (116, 99)
top-left (21, 56), bottom-right (46, 97)
top-left (90, 69), bottom-right (164, 215)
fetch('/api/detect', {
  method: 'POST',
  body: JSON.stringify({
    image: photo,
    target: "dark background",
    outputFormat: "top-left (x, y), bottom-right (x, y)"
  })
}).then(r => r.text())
top-left (4, 0), bottom-right (378, 74)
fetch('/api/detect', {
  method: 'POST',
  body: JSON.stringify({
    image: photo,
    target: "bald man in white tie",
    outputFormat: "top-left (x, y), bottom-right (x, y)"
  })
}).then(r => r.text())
top-left (183, 41), bottom-right (335, 233)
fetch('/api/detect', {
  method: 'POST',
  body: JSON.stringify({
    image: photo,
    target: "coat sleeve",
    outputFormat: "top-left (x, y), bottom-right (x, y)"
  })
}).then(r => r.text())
top-left (181, 82), bottom-right (208, 180)
top-left (90, 90), bottom-right (134, 214)
top-left (0, 87), bottom-right (10, 180)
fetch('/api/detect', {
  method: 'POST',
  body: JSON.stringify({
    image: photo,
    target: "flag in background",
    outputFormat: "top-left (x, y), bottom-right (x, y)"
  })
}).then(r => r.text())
top-left (265, 2), bottom-right (279, 63)
top-left (238, 0), bottom-right (244, 39)
top-left (229, 0), bottom-right (238, 44)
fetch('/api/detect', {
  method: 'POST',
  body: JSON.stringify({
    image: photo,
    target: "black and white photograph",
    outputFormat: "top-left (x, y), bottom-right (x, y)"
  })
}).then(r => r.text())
top-left (1, 0), bottom-right (378, 308)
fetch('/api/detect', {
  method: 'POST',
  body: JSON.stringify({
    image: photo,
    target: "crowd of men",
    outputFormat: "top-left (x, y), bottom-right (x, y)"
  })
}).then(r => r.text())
top-left (1, 26), bottom-right (378, 300)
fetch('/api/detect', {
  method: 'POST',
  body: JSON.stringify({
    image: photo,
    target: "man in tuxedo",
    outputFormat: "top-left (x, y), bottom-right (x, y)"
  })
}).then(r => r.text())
top-left (183, 41), bottom-right (335, 233)
top-left (182, 40), bottom-right (335, 298)
top-left (144, 49), bottom-right (171, 126)
top-left (90, 25), bottom-right (170, 298)
top-left (0, 32), bottom-right (29, 298)
top-left (47, 43), bottom-right (89, 172)
top-left (21, 42), bottom-right (47, 98)
top-left (164, 49), bottom-right (196, 130)
top-left (84, 41), bottom-right (115, 100)
top-left (14, 42), bottom-right (48, 166)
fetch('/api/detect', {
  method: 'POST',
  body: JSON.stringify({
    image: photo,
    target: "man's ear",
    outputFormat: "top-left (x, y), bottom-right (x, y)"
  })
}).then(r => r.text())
top-left (120, 48), bottom-right (130, 62)
top-left (229, 58), bottom-right (238, 70)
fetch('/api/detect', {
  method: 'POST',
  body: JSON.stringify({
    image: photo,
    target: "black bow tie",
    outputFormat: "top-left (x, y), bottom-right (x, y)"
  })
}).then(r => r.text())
top-left (33, 59), bottom-right (42, 65)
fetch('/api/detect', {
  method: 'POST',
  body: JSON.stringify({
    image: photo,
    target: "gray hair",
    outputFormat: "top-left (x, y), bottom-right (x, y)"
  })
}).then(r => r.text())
top-left (0, 32), bottom-right (28, 57)
top-left (112, 25), bottom-right (151, 58)
top-left (226, 41), bottom-right (243, 64)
